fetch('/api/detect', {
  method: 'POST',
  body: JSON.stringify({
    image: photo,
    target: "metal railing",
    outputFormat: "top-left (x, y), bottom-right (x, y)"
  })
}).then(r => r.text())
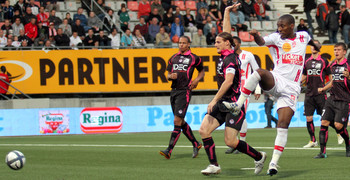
top-left (0, 78), bottom-right (31, 99)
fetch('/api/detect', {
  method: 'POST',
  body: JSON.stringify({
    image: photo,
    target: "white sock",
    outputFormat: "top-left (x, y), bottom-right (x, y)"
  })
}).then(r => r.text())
top-left (270, 128), bottom-right (288, 166)
top-left (237, 71), bottom-right (261, 106)
top-left (240, 119), bottom-right (247, 141)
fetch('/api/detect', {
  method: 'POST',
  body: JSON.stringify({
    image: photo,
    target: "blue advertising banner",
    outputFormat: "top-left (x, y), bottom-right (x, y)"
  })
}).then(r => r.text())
top-left (0, 102), bottom-right (321, 136)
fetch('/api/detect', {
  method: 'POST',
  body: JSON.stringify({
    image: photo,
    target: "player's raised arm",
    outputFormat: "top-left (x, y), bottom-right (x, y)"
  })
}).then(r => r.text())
top-left (223, 3), bottom-right (241, 33)
top-left (249, 29), bottom-right (265, 46)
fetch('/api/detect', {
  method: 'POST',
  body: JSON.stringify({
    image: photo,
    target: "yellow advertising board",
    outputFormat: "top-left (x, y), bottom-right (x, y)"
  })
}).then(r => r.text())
top-left (0, 46), bottom-right (336, 94)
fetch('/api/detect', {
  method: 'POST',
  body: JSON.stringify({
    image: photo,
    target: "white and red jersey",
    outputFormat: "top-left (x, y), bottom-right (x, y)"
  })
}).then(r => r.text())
top-left (239, 50), bottom-right (260, 82)
top-left (263, 31), bottom-right (311, 86)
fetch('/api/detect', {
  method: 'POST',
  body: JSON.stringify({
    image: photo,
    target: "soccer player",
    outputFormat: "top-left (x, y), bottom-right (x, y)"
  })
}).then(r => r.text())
top-left (223, 13), bottom-right (320, 175)
top-left (314, 42), bottom-right (350, 158)
top-left (159, 36), bottom-right (205, 159)
top-left (225, 36), bottom-right (261, 154)
top-left (301, 40), bottom-right (342, 148)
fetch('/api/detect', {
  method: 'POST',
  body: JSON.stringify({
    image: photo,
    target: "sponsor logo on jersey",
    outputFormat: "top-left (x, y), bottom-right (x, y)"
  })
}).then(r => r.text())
top-left (80, 107), bottom-right (123, 134)
top-left (282, 43), bottom-right (291, 52)
top-left (178, 110), bottom-right (183, 114)
top-left (281, 54), bottom-right (303, 66)
top-left (307, 69), bottom-right (321, 75)
top-left (183, 58), bottom-right (190, 64)
top-left (173, 64), bottom-right (188, 71)
top-left (333, 67), bottom-right (345, 81)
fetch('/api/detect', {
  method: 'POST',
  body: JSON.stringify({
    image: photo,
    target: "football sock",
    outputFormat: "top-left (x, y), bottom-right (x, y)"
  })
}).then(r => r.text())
top-left (337, 127), bottom-right (350, 147)
top-left (307, 121), bottom-right (316, 142)
top-left (239, 120), bottom-right (247, 142)
top-left (319, 125), bottom-right (328, 154)
top-left (235, 140), bottom-right (262, 161)
top-left (271, 128), bottom-right (288, 165)
top-left (167, 125), bottom-right (182, 154)
top-left (203, 137), bottom-right (218, 166)
top-left (237, 71), bottom-right (261, 106)
top-left (181, 122), bottom-right (199, 147)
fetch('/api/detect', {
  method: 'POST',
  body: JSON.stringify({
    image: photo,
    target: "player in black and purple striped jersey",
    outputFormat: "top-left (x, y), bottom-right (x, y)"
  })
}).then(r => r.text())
top-left (198, 31), bottom-right (266, 176)
top-left (314, 42), bottom-right (350, 158)
top-left (159, 36), bottom-right (205, 160)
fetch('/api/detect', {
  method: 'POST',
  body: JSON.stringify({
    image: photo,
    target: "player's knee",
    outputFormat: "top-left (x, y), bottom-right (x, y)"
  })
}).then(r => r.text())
top-left (225, 137), bottom-right (238, 148)
top-left (306, 116), bottom-right (313, 122)
top-left (277, 121), bottom-right (289, 128)
top-left (321, 120), bottom-right (330, 126)
top-left (334, 123), bottom-right (343, 130)
top-left (199, 126), bottom-right (209, 137)
top-left (173, 116), bottom-right (184, 126)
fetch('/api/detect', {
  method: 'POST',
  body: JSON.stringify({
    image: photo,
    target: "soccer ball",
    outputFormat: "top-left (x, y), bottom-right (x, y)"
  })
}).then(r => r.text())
top-left (5, 150), bottom-right (26, 170)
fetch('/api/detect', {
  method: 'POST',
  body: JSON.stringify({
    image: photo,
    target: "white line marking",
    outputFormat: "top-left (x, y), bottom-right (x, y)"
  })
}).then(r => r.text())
top-left (241, 168), bottom-right (255, 170)
top-left (0, 144), bottom-right (345, 150)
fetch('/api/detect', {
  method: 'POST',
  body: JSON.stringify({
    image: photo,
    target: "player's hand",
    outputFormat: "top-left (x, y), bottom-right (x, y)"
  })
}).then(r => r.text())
top-left (318, 87), bottom-right (324, 94)
top-left (169, 73), bottom-right (177, 80)
top-left (207, 100), bottom-right (217, 114)
top-left (224, 3), bottom-right (241, 12)
top-left (249, 29), bottom-right (259, 37)
top-left (254, 93), bottom-right (261, 100)
top-left (343, 69), bottom-right (350, 79)
top-left (189, 79), bottom-right (199, 90)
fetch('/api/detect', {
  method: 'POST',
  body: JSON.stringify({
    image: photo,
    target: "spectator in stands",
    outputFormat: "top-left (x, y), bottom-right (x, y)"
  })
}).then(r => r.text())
top-left (55, 28), bottom-right (70, 48)
top-left (3, 0), bottom-right (14, 20)
top-left (1, 19), bottom-right (12, 37)
top-left (80, 0), bottom-right (91, 14)
top-left (37, 6), bottom-right (49, 27)
top-left (121, 28), bottom-right (133, 48)
top-left (117, 3), bottom-right (126, 16)
top-left (217, 20), bottom-right (223, 33)
top-left (151, 0), bottom-right (165, 16)
top-left (133, 17), bottom-right (149, 41)
top-left (0, 30), bottom-right (7, 48)
top-left (48, 10), bottom-right (62, 29)
top-left (72, 19), bottom-right (85, 40)
top-left (196, 7), bottom-right (208, 30)
top-left (0, 66), bottom-right (10, 97)
top-left (108, 28), bottom-right (120, 49)
top-left (148, 17), bottom-right (160, 43)
top-left (88, 11), bottom-right (102, 33)
top-left (325, 7), bottom-right (339, 43)
top-left (220, 0), bottom-right (229, 18)
top-left (241, 0), bottom-right (257, 21)
top-left (83, 28), bottom-right (98, 48)
top-left (28, 0), bottom-right (39, 15)
top-left (206, 26), bottom-right (216, 45)
top-left (133, 29), bottom-right (147, 47)
top-left (170, 17), bottom-right (184, 43)
top-left (149, 8), bottom-right (163, 26)
top-left (316, 0), bottom-right (328, 34)
top-left (103, 9), bottom-right (117, 33)
top-left (340, 5), bottom-right (350, 45)
top-left (66, 12), bottom-right (73, 25)
top-left (208, 0), bottom-right (222, 21)
top-left (18, 29), bottom-right (32, 45)
top-left (93, 0), bottom-right (109, 20)
top-left (48, 22), bottom-right (57, 43)
top-left (155, 26), bottom-right (171, 47)
top-left (174, 7), bottom-right (184, 25)
top-left (23, 6), bottom-right (37, 25)
top-left (12, 36), bottom-right (21, 47)
top-left (44, 0), bottom-right (60, 12)
top-left (4, 38), bottom-right (15, 50)
top-left (42, 39), bottom-right (57, 50)
top-left (97, 30), bottom-right (110, 47)
top-left (254, 0), bottom-right (270, 21)
top-left (230, 6), bottom-right (248, 31)
top-left (24, 17), bottom-right (38, 42)
top-left (297, 18), bottom-right (313, 39)
top-left (197, 0), bottom-right (208, 13)
top-left (19, 39), bottom-right (30, 50)
top-left (163, 7), bottom-right (174, 33)
top-left (162, 0), bottom-right (174, 12)
top-left (303, 0), bottom-right (316, 33)
top-left (12, 17), bottom-right (24, 37)
top-left (120, 7), bottom-right (130, 32)
top-left (138, 0), bottom-right (151, 21)
top-left (35, 21), bottom-right (48, 46)
top-left (59, 18), bottom-right (72, 37)
top-left (74, 7), bottom-right (90, 32)
top-left (184, 8), bottom-right (197, 33)
top-left (203, 16), bottom-right (217, 36)
top-left (13, 0), bottom-right (27, 16)
top-left (12, 9), bottom-right (23, 24)
top-left (192, 28), bottom-right (207, 46)
top-left (70, 31), bottom-right (82, 49)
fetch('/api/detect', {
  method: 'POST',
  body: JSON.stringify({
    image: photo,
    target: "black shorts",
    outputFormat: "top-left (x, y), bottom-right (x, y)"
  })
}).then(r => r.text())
top-left (208, 100), bottom-right (245, 131)
top-left (322, 97), bottom-right (350, 125)
top-left (304, 94), bottom-right (327, 116)
top-left (170, 89), bottom-right (192, 118)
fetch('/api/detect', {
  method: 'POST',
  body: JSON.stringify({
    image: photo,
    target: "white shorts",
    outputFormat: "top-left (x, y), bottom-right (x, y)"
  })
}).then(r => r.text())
top-left (264, 71), bottom-right (300, 112)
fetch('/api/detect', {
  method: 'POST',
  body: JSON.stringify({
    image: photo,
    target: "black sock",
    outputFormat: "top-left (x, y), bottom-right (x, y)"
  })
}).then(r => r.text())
top-left (319, 125), bottom-right (329, 154)
top-left (307, 121), bottom-right (316, 142)
top-left (337, 127), bottom-right (350, 147)
top-left (202, 137), bottom-right (218, 166)
top-left (167, 126), bottom-right (181, 154)
top-left (181, 122), bottom-right (199, 147)
top-left (235, 140), bottom-right (262, 161)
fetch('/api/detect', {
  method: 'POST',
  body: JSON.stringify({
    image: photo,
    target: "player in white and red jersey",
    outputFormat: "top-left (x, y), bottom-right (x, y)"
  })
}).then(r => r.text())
top-left (223, 14), bottom-right (320, 176)
top-left (225, 36), bottom-right (261, 154)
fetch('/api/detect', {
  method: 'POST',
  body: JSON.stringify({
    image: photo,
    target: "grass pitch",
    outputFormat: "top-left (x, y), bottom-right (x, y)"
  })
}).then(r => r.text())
top-left (0, 127), bottom-right (348, 180)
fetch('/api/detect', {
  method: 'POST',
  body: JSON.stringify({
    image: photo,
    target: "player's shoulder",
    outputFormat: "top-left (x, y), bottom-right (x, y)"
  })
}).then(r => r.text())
top-left (241, 50), bottom-right (253, 56)
top-left (266, 32), bottom-right (279, 38)
top-left (296, 31), bottom-right (310, 37)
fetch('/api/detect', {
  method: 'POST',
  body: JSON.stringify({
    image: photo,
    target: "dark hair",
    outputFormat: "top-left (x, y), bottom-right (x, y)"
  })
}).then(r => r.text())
top-left (313, 40), bottom-right (321, 50)
top-left (232, 36), bottom-right (241, 44)
top-left (180, 36), bottom-right (191, 43)
top-left (217, 32), bottom-right (234, 47)
top-left (0, 66), bottom-right (6, 73)
top-left (279, 14), bottom-right (295, 25)
top-left (335, 42), bottom-right (348, 51)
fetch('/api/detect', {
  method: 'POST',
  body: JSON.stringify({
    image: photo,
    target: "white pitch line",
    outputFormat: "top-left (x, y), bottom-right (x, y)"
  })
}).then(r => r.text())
top-left (241, 168), bottom-right (255, 170)
top-left (0, 144), bottom-right (346, 151)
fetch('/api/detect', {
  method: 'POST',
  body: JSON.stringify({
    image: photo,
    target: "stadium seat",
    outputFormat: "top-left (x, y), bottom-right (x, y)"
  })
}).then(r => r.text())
top-left (57, 1), bottom-right (65, 9)
top-left (174, 1), bottom-right (186, 11)
top-left (266, 11), bottom-right (274, 19)
top-left (274, 11), bottom-right (282, 19)
top-left (184, 32), bottom-right (192, 41)
top-left (250, 21), bottom-right (262, 30)
top-left (239, 32), bottom-right (254, 42)
top-left (263, 21), bottom-right (275, 31)
top-left (243, 21), bottom-right (251, 30)
top-left (66, 1), bottom-right (77, 11)
top-left (116, 1), bottom-right (126, 10)
top-left (185, 1), bottom-right (196, 11)
top-left (105, 1), bottom-right (116, 10)
top-left (129, 11), bottom-right (138, 21)
top-left (34, 1), bottom-right (40, 7)
top-left (127, 1), bottom-right (139, 11)
top-left (347, 0), bottom-right (350, 9)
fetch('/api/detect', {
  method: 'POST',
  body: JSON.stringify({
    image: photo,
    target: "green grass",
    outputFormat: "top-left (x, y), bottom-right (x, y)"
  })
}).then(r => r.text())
top-left (0, 127), bottom-right (348, 180)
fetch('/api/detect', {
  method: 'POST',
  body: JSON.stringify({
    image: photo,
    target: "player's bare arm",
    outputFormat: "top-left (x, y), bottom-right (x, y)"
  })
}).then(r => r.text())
top-left (249, 29), bottom-right (265, 46)
top-left (343, 69), bottom-right (350, 80)
top-left (207, 73), bottom-right (234, 114)
top-left (223, 3), bottom-right (241, 33)
top-left (318, 75), bottom-right (333, 93)
top-left (190, 69), bottom-right (205, 90)
top-left (300, 75), bottom-right (306, 85)
top-left (167, 72), bottom-right (177, 80)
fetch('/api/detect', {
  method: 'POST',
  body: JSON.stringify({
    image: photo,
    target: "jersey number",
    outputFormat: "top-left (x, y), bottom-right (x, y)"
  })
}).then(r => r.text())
top-left (300, 35), bottom-right (304, 43)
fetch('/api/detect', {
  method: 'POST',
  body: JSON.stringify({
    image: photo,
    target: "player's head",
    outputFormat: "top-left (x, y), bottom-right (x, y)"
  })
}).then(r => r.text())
top-left (0, 66), bottom-right (6, 73)
top-left (232, 36), bottom-right (241, 51)
top-left (215, 32), bottom-right (234, 54)
top-left (334, 42), bottom-right (347, 61)
top-left (311, 40), bottom-right (321, 54)
top-left (178, 36), bottom-right (191, 53)
top-left (277, 14), bottom-right (295, 39)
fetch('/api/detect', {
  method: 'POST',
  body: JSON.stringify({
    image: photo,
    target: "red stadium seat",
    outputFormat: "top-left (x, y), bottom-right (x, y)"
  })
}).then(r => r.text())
top-left (185, 1), bottom-right (196, 11)
top-left (127, 1), bottom-right (139, 11)
top-left (239, 32), bottom-right (254, 42)
top-left (34, 1), bottom-right (41, 7)
top-left (347, 0), bottom-right (350, 9)
top-left (174, 1), bottom-right (186, 11)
